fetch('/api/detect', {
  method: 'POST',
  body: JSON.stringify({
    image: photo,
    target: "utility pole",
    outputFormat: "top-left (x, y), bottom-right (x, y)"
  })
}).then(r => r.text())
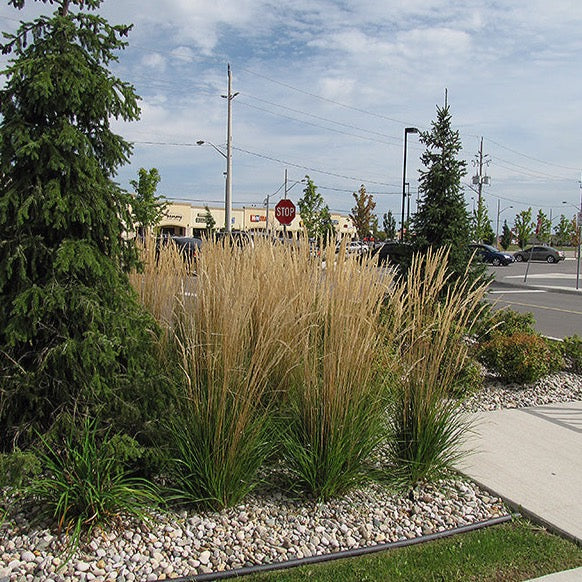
top-left (222, 64), bottom-right (238, 233)
top-left (471, 137), bottom-right (491, 241)
top-left (283, 169), bottom-right (288, 240)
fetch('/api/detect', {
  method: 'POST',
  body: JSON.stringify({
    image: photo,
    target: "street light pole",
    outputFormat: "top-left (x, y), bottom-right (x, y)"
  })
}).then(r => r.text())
top-left (405, 182), bottom-right (411, 225)
top-left (495, 201), bottom-right (513, 249)
top-left (401, 127), bottom-right (418, 241)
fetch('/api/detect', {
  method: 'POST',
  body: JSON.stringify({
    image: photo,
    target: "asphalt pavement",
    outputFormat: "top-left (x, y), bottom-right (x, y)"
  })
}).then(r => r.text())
top-left (485, 253), bottom-right (582, 339)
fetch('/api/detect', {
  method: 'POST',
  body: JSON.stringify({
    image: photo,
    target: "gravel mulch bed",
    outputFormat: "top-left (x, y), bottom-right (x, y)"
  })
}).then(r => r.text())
top-left (1, 370), bottom-right (580, 582)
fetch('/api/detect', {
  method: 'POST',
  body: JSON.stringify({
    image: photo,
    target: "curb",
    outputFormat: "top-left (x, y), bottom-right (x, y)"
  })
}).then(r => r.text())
top-left (490, 280), bottom-right (582, 297)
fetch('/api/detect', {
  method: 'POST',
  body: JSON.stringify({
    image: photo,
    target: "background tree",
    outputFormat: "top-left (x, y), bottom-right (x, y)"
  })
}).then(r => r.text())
top-left (553, 215), bottom-right (574, 246)
top-left (0, 0), bottom-right (168, 449)
top-left (298, 175), bottom-right (334, 241)
top-left (534, 209), bottom-right (551, 244)
top-left (500, 220), bottom-right (513, 250)
top-left (203, 205), bottom-right (216, 234)
top-left (383, 211), bottom-right (397, 240)
top-left (513, 208), bottom-right (534, 249)
top-left (130, 167), bottom-right (167, 236)
top-left (370, 215), bottom-right (380, 240)
top-left (472, 200), bottom-right (495, 244)
top-left (411, 103), bottom-right (472, 278)
top-left (349, 184), bottom-right (376, 240)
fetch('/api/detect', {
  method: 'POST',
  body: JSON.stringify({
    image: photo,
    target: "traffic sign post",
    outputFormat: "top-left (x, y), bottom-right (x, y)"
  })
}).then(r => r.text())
top-left (274, 198), bottom-right (296, 226)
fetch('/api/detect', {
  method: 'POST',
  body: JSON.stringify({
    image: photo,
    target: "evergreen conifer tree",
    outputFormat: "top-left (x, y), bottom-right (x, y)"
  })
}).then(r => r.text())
top-left (500, 220), bottom-right (513, 250)
top-left (412, 104), bottom-right (472, 277)
top-left (0, 0), bottom-right (168, 449)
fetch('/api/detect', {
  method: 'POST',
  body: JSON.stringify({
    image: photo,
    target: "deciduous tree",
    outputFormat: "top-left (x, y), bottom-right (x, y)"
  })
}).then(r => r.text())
top-left (349, 184), bottom-right (376, 240)
top-left (534, 209), bottom-right (551, 244)
top-left (383, 211), bottom-right (397, 240)
top-left (298, 175), bottom-right (335, 241)
top-left (513, 208), bottom-right (534, 249)
top-left (553, 214), bottom-right (575, 246)
top-left (130, 167), bottom-right (167, 236)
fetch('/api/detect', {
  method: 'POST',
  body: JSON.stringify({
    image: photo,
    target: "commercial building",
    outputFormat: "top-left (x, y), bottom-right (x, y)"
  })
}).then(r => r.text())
top-left (158, 201), bottom-right (357, 239)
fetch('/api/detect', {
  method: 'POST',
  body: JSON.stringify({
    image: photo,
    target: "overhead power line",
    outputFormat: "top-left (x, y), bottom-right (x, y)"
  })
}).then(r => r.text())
top-left (132, 139), bottom-right (399, 189)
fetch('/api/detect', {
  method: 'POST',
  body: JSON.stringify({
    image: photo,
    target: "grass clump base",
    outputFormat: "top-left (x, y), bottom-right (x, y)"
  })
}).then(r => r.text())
top-left (25, 416), bottom-right (160, 554)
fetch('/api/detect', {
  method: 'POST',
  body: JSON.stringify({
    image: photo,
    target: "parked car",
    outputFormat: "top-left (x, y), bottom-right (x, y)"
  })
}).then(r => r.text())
top-left (336, 240), bottom-right (367, 255)
top-left (370, 241), bottom-right (413, 268)
top-left (170, 236), bottom-right (203, 257)
top-left (213, 230), bottom-right (254, 248)
top-left (469, 243), bottom-right (515, 266)
top-left (513, 245), bottom-right (565, 263)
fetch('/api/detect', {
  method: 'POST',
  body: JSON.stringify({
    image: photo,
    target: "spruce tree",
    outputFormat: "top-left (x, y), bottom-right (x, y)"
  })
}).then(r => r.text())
top-left (412, 104), bottom-right (472, 277)
top-left (500, 220), bottom-right (512, 250)
top-left (0, 0), bottom-right (168, 449)
top-left (383, 211), bottom-right (397, 240)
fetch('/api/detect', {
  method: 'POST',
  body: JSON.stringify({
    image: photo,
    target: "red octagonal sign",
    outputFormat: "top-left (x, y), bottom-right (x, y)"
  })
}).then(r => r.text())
top-left (274, 198), bottom-right (296, 226)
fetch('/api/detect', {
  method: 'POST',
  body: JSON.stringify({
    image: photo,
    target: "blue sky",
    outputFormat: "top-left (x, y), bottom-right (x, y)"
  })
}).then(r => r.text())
top-left (1, 0), bottom-right (581, 228)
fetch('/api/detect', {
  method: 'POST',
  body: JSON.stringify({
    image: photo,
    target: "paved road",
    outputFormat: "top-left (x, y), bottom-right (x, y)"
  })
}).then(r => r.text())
top-left (489, 255), bottom-right (581, 292)
top-left (486, 258), bottom-right (582, 339)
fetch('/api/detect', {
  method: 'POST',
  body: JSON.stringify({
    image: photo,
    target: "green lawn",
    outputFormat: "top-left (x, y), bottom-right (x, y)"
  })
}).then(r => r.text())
top-left (244, 518), bottom-right (582, 581)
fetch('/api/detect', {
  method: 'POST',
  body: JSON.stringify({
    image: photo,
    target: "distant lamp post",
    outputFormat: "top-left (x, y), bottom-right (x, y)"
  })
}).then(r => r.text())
top-left (562, 199), bottom-right (582, 290)
top-left (196, 139), bottom-right (228, 230)
top-left (495, 201), bottom-right (513, 248)
top-left (405, 182), bottom-right (411, 225)
top-left (401, 127), bottom-right (419, 241)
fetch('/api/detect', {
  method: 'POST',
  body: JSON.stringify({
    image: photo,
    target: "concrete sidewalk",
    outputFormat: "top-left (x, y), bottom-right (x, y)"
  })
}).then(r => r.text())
top-left (456, 400), bottom-right (582, 580)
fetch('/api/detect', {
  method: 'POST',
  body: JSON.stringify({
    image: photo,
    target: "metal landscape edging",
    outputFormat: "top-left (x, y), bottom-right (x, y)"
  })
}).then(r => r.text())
top-left (171, 514), bottom-right (516, 582)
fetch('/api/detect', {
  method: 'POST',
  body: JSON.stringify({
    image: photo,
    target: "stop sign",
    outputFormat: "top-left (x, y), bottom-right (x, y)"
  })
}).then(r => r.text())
top-left (274, 198), bottom-right (296, 226)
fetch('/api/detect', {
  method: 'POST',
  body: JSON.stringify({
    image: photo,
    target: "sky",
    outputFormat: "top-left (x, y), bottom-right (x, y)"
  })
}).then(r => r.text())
top-left (1, 0), bottom-right (581, 231)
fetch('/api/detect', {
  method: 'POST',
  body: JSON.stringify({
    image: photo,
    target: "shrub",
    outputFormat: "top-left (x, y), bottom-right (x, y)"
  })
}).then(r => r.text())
top-left (451, 357), bottom-right (484, 398)
top-left (478, 332), bottom-right (563, 384)
top-left (562, 335), bottom-right (582, 373)
top-left (27, 416), bottom-right (160, 546)
top-left (477, 307), bottom-right (537, 342)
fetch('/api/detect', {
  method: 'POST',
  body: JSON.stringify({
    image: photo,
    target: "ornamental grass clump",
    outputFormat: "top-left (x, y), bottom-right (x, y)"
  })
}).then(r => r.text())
top-left (162, 238), bottom-right (309, 509)
top-left (384, 248), bottom-right (488, 488)
top-left (279, 242), bottom-right (396, 500)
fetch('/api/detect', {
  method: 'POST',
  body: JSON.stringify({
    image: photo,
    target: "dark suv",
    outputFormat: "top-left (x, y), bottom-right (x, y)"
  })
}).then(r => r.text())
top-left (470, 243), bottom-right (515, 266)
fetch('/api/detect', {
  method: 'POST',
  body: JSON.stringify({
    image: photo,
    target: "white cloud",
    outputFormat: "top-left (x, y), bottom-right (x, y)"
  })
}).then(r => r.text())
top-left (1, 0), bottom-right (581, 215)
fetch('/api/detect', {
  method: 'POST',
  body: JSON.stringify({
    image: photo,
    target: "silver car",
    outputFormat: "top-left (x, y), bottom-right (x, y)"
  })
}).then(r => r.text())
top-left (513, 245), bottom-right (565, 263)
